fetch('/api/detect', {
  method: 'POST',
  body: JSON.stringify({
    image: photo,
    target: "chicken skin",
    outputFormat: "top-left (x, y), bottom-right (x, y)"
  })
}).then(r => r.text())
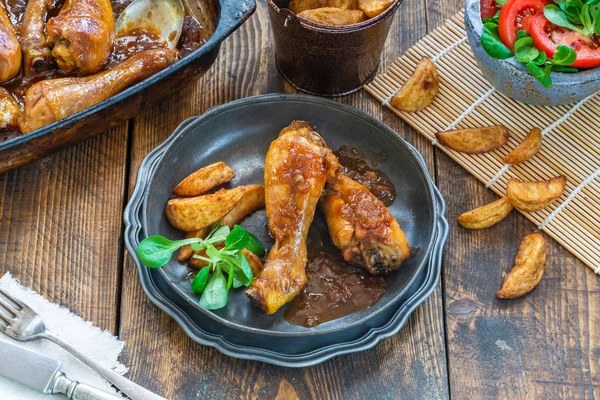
top-left (0, 87), bottom-right (18, 130)
top-left (246, 121), bottom-right (339, 314)
top-left (21, 0), bottom-right (56, 74)
top-left (321, 174), bottom-right (410, 275)
top-left (0, 3), bottom-right (21, 82)
top-left (19, 48), bottom-right (179, 133)
top-left (47, 0), bottom-right (115, 74)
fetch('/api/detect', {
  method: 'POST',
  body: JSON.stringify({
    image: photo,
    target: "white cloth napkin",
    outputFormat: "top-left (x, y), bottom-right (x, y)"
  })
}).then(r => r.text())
top-left (0, 272), bottom-right (128, 399)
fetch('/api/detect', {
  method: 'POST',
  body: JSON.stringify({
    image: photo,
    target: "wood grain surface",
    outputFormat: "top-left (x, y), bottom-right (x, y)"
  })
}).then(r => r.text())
top-left (0, 0), bottom-right (598, 399)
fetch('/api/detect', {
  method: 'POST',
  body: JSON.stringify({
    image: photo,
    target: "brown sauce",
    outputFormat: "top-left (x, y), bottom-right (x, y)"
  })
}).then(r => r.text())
top-left (0, 0), bottom-right (206, 140)
top-left (108, 26), bottom-right (168, 68)
top-left (335, 145), bottom-right (396, 206)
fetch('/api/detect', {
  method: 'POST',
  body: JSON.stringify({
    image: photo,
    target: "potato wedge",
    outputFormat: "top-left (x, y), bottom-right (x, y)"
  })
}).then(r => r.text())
top-left (506, 176), bottom-right (566, 212)
top-left (457, 197), bottom-right (513, 229)
top-left (497, 234), bottom-right (547, 299)
top-left (177, 227), bottom-right (210, 262)
top-left (242, 248), bottom-right (264, 275)
top-left (435, 126), bottom-right (510, 154)
top-left (391, 57), bottom-right (439, 112)
top-left (503, 127), bottom-right (542, 165)
top-left (289, 0), bottom-right (357, 13)
top-left (172, 161), bottom-right (235, 197)
top-left (298, 7), bottom-right (366, 25)
top-left (221, 184), bottom-right (265, 227)
top-left (358, 0), bottom-right (393, 18)
top-left (166, 186), bottom-right (247, 231)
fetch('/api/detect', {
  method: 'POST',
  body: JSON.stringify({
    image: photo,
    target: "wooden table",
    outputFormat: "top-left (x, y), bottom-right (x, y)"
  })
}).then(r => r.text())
top-left (1, 0), bottom-right (598, 398)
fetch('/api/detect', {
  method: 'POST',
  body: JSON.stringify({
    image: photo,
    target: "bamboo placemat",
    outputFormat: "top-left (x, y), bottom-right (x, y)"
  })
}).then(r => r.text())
top-left (365, 10), bottom-right (600, 275)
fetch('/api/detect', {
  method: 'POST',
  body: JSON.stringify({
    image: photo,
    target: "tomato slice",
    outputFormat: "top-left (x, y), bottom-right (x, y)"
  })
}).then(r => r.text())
top-left (498, 0), bottom-right (548, 51)
top-left (481, 0), bottom-right (500, 19)
top-left (530, 14), bottom-right (600, 68)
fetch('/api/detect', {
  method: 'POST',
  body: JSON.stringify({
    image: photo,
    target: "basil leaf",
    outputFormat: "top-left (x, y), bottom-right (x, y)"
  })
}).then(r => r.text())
top-left (552, 45), bottom-right (578, 65)
top-left (481, 32), bottom-right (513, 59)
top-left (245, 231), bottom-right (265, 256)
top-left (225, 225), bottom-right (250, 252)
top-left (495, 0), bottom-right (507, 6)
top-left (533, 51), bottom-right (547, 65)
top-left (237, 254), bottom-right (254, 286)
top-left (190, 242), bottom-right (202, 252)
top-left (137, 236), bottom-right (204, 268)
top-left (544, 4), bottom-right (585, 33)
top-left (227, 264), bottom-right (234, 289)
top-left (551, 65), bottom-right (580, 72)
top-left (199, 266), bottom-right (228, 310)
top-left (514, 37), bottom-right (539, 62)
top-left (527, 62), bottom-right (553, 88)
top-left (205, 242), bottom-right (221, 260)
top-left (516, 29), bottom-right (530, 40)
top-left (483, 22), bottom-right (501, 38)
top-left (191, 266), bottom-right (211, 293)
top-left (582, 4), bottom-right (593, 34)
top-left (232, 276), bottom-right (243, 289)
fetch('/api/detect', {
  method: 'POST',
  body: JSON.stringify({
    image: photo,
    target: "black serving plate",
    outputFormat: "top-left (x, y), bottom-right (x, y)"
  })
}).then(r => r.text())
top-left (0, 0), bottom-right (255, 173)
top-left (124, 94), bottom-right (448, 366)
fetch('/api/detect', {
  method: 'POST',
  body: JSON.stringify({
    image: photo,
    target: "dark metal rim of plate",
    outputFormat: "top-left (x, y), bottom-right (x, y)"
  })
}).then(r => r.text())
top-left (123, 129), bottom-right (448, 365)
top-left (0, 0), bottom-right (256, 153)
top-left (132, 94), bottom-right (442, 337)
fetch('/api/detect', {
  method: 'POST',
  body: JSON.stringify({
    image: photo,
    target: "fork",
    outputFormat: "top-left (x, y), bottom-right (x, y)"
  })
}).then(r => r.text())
top-left (0, 288), bottom-right (166, 400)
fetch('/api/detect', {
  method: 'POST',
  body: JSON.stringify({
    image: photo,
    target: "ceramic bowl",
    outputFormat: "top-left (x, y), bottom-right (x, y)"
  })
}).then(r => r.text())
top-left (465, 0), bottom-right (600, 106)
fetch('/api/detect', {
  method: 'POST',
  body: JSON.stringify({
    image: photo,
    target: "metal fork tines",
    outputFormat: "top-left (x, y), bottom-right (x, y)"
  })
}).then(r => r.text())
top-left (0, 288), bottom-right (166, 400)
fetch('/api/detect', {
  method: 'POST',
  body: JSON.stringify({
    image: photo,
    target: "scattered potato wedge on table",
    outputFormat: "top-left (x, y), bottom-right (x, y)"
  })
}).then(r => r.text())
top-left (289, 0), bottom-right (357, 13)
top-left (298, 7), bottom-right (366, 25)
top-left (358, 0), bottom-right (394, 18)
top-left (178, 227), bottom-right (210, 262)
top-left (457, 197), bottom-right (514, 229)
top-left (166, 186), bottom-right (247, 231)
top-left (391, 57), bottom-right (439, 112)
top-left (506, 176), bottom-right (566, 212)
top-left (172, 161), bottom-right (235, 197)
top-left (435, 126), bottom-right (510, 154)
top-left (497, 234), bottom-right (547, 299)
top-left (503, 127), bottom-right (542, 165)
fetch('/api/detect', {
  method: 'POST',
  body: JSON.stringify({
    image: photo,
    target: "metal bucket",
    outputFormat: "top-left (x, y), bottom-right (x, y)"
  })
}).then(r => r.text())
top-left (267, 0), bottom-right (402, 96)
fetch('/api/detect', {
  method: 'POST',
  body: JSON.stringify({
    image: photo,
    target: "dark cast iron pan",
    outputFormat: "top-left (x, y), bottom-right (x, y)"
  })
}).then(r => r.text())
top-left (0, 0), bottom-right (256, 172)
top-left (133, 94), bottom-right (443, 337)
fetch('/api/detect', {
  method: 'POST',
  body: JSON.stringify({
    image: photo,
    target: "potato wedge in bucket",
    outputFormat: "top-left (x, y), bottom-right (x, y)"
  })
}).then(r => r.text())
top-left (457, 197), bottom-right (513, 229)
top-left (503, 127), bottom-right (542, 165)
top-left (391, 57), bottom-right (439, 113)
top-left (298, 8), bottom-right (366, 25)
top-left (506, 176), bottom-right (566, 212)
top-left (358, 0), bottom-right (394, 18)
top-left (166, 186), bottom-right (247, 231)
top-left (497, 234), bottom-right (547, 299)
top-left (172, 161), bottom-right (235, 197)
top-left (435, 126), bottom-right (509, 154)
top-left (289, 0), bottom-right (357, 13)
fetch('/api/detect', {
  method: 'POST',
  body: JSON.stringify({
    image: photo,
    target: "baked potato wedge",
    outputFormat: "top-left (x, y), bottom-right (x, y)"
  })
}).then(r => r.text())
top-left (221, 184), bottom-right (265, 227)
top-left (289, 0), bottom-right (357, 13)
top-left (497, 234), bottom-right (547, 299)
top-left (177, 227), bottom-right (210, 262)
top-left (506, 176), bottom-right (566, 212)
top-left (457, 197), bottom-right (513, 229)
top-left (172, 161), bottom-right (235, 197)
top-left (358, 0), bottom-right (393, 18)
top-left (503, 127), bottom-right (542, 165)
top-left (298, 7), bottom-right (366, 25)
top-left (391, 57), bottom-right (439, 112)
top-left (435, 126), bottom-right (510, 154)
top-left (165, 186), bottom-right (247, 232)
top-left (242, 248), bottom-right (264, 275)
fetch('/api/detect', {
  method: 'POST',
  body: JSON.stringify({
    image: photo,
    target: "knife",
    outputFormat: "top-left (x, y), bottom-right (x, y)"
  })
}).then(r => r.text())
top-left (0, 339), bottom-right (122, 399)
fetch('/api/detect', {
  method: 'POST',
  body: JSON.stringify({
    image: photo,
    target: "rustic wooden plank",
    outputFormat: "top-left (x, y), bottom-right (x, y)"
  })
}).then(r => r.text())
top-left (118, 0), bottom-right (449, 398)
top-left (0, 123), bottom-right (129, 333)
top-left (427, 1), bottom-right (600, 399)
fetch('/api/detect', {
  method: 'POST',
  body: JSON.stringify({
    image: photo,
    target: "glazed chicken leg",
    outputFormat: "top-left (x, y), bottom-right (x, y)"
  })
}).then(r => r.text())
top-left (19, 48), bottom-right (179, 133)
top-left (47, 0), bottom-right (115, 74)
top-left (321, 174), bottom-right (411, 275)
top-left (0, 2), bottom-right (21, 82)
top-left (21, 0), bottom-right (56, 74)
top-left (246, 121), bottom-right (339, 314)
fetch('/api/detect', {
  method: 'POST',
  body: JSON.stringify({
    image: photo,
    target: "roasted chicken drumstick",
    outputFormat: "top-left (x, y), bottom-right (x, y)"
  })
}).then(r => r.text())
top-left (321, 174), bottom-right (411, 275)
top-left (47, 0), bottom-right (115, 74)
top-left (19, 48), bottom-right (179, 133)
top-left (0, 2), bottom-right (21, 82)
top-left (21, 0), bottom-right (55, 74)
top-left (246, 121), bottom-right (339, 314)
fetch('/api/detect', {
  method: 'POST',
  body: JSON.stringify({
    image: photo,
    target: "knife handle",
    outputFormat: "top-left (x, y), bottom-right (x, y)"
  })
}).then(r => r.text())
top-left (52, 371), bottom-right (123, 400)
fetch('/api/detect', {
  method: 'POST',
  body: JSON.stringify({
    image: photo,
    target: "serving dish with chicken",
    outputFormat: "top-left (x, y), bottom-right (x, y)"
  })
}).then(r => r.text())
top-left (127, 94), bottom-right (446, 338)
top-left (0, 0), bottom-right (255, 172)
